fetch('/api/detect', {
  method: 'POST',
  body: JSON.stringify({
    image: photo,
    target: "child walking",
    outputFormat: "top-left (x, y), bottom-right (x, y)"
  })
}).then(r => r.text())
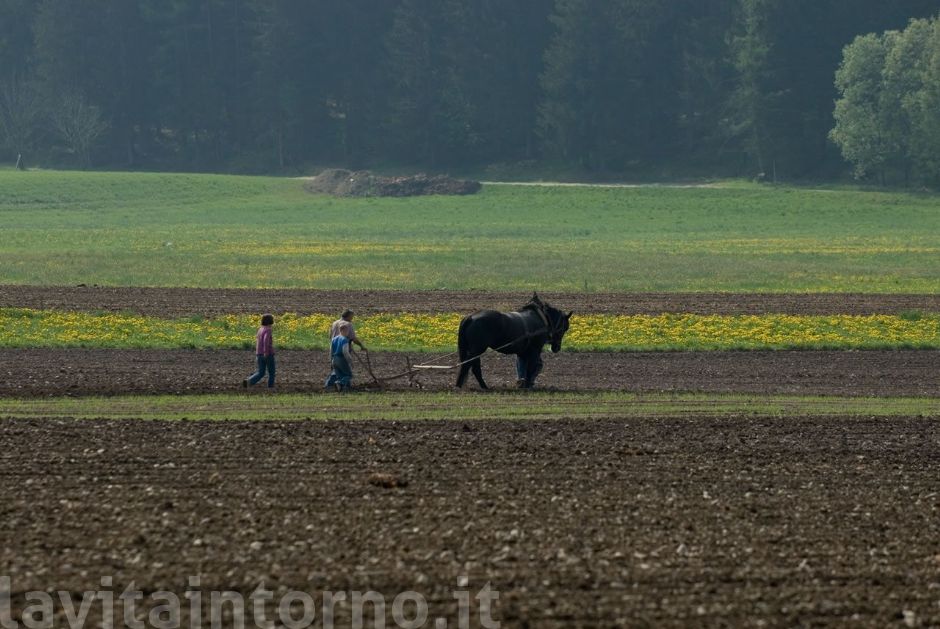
top-left (325, 322), bottom-right (354, 392)
top-left (243, 314), bottom-right (276, 389)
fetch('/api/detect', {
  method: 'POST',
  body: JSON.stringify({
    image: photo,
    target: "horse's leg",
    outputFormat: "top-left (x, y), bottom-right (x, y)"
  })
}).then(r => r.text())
top-left (455, 363), bottom-right (471, 388)
top-left (471, 357), bottom-right (488, 389)
top-left (533, 353), bottom-right (544, 381)
top-left (524, 351), bottom-right (543, 388)
top-left (515, 354), bottom-right (527, 387)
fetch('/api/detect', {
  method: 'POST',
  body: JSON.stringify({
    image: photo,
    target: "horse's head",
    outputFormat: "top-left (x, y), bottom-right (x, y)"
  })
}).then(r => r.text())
top-left (523, 293), bottom-right (572, 352)
top-left (547, 306), bottom-right (573, 353)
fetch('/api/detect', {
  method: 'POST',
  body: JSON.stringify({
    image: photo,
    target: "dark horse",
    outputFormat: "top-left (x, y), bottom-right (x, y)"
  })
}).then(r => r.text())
top-left (455, 293), bottom-right (573, 389)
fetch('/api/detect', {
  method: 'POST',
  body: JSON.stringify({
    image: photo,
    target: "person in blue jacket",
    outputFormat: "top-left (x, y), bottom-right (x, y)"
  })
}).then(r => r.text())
top-left (325, 322), bottom-right (354, 392)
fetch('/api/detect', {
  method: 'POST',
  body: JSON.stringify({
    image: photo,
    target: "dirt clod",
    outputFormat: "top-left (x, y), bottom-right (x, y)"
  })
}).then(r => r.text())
top-left (368, 472), bottom-right (408, 489)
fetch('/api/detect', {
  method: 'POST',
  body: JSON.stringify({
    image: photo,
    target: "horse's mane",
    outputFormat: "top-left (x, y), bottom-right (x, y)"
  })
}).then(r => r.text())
top-left (519, 293), bottom-right (557, 316)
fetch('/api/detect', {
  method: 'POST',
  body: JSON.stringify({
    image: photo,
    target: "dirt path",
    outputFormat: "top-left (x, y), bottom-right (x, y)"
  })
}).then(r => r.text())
top-left (1, 285), bottom-right (937, 317)
top-left (1, 348), bottom-right (936, 398)
top-left (2, 416), bottom-right (938, 627)
top-left (480, 180), bottom-right (720, 188)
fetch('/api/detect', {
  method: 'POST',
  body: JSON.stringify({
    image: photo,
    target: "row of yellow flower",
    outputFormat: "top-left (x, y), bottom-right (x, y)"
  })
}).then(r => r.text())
top-left (1, 308), bottom-right (938, 351)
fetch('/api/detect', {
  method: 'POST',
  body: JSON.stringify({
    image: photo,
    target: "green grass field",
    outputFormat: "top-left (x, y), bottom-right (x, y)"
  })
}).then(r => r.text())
top-left (1, 170), bottom-right (938, 292)
top-left (1, 391), bottom-right (936, 421)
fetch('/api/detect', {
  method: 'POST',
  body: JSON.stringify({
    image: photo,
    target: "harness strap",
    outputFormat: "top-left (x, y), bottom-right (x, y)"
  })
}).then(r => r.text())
top-left (511, 309), bottom-right (554, 354)
top-left (533, 305), bottom-right (550, 329)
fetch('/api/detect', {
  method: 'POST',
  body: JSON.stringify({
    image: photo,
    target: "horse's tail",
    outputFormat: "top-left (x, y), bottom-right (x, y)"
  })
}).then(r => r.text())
top-left (455, 315), bottom-right (474, 388)
top-left (457, 315), bottom-right (472, 362)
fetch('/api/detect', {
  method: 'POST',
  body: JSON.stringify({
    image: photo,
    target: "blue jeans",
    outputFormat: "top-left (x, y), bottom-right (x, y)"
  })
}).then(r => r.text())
top-left (248, 354), bottom-right (276, 387)
top-left (516, 351), bottom-right (543, 386)
top-left (325, 355), bottom-right (353, 388)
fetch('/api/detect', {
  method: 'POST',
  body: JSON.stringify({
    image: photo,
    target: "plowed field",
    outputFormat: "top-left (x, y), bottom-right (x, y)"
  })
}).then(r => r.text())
top-left (1, 417), bottom-right (938, 627)
top-left (2, 287), bottom-right (938, 627)
top-left (1, 348), bottom-right (937, 398)
top-left (2, 286), bottom-right (938, 316)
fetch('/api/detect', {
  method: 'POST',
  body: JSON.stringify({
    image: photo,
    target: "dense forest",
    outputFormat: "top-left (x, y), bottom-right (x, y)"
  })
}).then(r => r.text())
top-left (0, 0), bottom-right (938, 182)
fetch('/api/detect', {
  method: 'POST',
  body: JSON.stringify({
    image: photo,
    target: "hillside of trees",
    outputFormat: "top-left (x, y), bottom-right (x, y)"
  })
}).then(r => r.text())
top-left (0, 0), bottom-right (938, 183)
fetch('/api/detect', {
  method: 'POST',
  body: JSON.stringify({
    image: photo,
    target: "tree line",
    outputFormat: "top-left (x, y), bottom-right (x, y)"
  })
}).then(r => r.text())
top-left (0, 0), bottom-right (937, 182)
top-left (832, 15), bottom-right (940, 186)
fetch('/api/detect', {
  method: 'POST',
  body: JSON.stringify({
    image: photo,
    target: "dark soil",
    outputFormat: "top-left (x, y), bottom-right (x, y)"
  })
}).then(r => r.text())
top-left (1, 348), bottom-right (937, 398)
top-left (2, 416), bottom-right (938, 627)
top-left (2, 286), bottom-right (938, 317)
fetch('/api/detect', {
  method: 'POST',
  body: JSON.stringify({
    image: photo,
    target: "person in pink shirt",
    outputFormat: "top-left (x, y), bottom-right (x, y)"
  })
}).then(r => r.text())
top-left (243, 314), bottom-right (275, 389)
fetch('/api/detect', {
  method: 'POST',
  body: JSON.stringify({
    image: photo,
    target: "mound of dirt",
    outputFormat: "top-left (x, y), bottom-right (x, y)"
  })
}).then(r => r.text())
top-left (367, 472), bottom-right (409, 489)
top-left (305, 169), bottom-right (481, 197)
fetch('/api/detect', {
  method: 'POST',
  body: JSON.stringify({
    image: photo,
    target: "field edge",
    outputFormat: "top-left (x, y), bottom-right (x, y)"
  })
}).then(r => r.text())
top-left (2, 391), bottom-right (939, 422)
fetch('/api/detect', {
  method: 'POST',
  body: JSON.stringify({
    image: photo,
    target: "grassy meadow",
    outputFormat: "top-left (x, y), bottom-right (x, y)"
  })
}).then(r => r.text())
top-left (1, 169), bottom-right (939, 292)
